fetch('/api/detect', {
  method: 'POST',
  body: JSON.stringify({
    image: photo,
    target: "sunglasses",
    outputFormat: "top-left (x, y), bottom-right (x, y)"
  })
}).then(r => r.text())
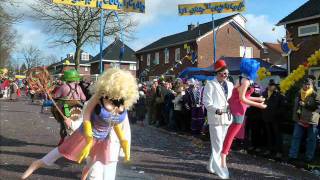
top-left (218, 72), bottom-right (229, 76)
top-left (102, 96), bottom-right (124, 107)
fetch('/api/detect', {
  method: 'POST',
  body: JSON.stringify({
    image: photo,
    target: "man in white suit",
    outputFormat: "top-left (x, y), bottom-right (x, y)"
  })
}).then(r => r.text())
top-left (203, 59), bottom-right (233, 179)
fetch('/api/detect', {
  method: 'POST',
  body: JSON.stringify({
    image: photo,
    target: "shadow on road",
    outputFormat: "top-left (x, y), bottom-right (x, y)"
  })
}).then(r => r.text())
top-left (0, 135), bottom-right (55, 148)
top-left (0, 164), bottom-right (80, 179)
top-left (0, 109), bottom-right (40, 114)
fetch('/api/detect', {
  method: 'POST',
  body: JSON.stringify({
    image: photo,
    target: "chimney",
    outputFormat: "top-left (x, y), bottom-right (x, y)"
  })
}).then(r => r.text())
top-left (67, 53), bottom-right (74, 58)
top-left (188, 24), bottom-right (195, 31)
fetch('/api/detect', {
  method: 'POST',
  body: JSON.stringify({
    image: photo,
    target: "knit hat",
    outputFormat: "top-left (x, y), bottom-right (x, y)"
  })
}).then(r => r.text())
top-left (303, 78), bottom-right (313, 85)
top-left (268, 79), bottom-right (276, 86)
top-left (214, 59), bottom-right (227, 72)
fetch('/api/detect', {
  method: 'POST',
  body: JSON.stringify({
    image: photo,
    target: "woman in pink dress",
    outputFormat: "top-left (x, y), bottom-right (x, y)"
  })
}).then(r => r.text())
top-left (220, 59), bottom-right (267, 179)
top-left (21, 68), bottom-right (139, 180)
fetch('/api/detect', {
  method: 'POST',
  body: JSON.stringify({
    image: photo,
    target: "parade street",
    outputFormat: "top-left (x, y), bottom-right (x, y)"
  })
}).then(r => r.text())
top-left (0, 97), bottom-right (318, 180)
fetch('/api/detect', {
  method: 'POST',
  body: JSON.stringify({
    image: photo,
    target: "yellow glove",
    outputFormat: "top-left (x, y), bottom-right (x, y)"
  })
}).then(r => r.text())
top-left (78, 120), bottom-right (93, 163)
top-left (114, 124), bottom-right (130, 162)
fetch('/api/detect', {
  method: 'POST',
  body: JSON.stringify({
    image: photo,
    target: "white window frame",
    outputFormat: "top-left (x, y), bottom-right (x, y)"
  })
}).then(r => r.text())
top-left (298, 23), bottom-right (319, 37)
top-left (154, 52), bottom-right (159, 65)
top-left (111, 63), bottom-right (120, 69)
top-left (129, 64), bottom-right (136, 71)
top-left (81, 53), bottom-right (90, 61)
top-left (147, 54), bottom-right (151, 66)
top-left (84, 67), bottom-right (88, 72)
top-left (240, 46), bottom-right (253, 58)
top-left (175, 48), bottom-right (180, 62)
top-left (164, 48), bottom-right (169, 64)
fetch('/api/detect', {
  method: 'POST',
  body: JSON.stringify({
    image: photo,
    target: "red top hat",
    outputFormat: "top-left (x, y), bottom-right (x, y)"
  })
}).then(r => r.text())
top-left (214, 59), bottom-right (227, 72)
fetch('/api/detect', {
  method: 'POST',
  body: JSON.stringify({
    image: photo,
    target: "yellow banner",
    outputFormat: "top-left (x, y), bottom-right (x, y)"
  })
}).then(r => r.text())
top-left (52, 0), bottom-right (145, 13)
top-left (178, 0), bottom-right (245, 16)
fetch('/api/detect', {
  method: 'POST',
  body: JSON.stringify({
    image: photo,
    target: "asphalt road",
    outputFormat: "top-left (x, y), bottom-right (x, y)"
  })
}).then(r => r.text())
top-left (0, 96), bottom-right (319, 180)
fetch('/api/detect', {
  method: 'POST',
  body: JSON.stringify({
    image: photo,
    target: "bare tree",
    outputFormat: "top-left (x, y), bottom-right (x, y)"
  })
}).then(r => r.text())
top-left (0, 0), bottom-right (23, 68)
top-left (0, 5), bottom-right (17, 67)
top-left (45, 54), bottom-right (60, 65)
top-left (0, 0), bottom-right (20, 25)
top-left (20, 63), bottom-right (27, 73)
top-left (30, 0), bottom-right (136, 70)
top-left (21, 45), bottom-right (43, 69)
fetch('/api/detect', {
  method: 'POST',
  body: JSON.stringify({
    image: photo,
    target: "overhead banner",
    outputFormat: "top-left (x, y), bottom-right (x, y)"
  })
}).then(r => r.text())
top-left (52, 0), bottom-right (145, 13)
top-left (178, 0), bottom-right (245, 16)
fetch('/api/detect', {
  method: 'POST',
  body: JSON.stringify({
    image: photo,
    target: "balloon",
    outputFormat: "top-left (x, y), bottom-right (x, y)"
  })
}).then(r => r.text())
top-left (280, 49), bottom-right (320, 94)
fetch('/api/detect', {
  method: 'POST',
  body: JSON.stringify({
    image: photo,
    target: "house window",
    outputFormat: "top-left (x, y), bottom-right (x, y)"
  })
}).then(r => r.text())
top-left (85, 67), bottom-right (88, 71)
top-left (111, 63), bottom-right (120, 69)
top-left (81, 53), bottom-right (90, 61)
top-left (263, 48), bottom-right (268, 54)
top-left (164, 48), bottom-right (169, 64)
top-left (129, 64), bottom-right (136, 71)
top-left (154, 52), bottom-right (159, 65)
top-left (147, 54), bottom-right (151, 66)
top-left (298, 23), bottom-right (319, 37)
top-left (140, 55), bottom-right (143, 62)
top-left (240, 46), bottom-right (253, 58)
top-left (175, 48), bottom-right (180, 62)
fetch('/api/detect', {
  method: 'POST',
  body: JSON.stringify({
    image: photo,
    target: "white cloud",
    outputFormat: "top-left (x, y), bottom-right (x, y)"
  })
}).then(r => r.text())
top-left (244, 14), bottom-right (285, 43)
top-left (13, 22), bottom-right (72, 62)
top-left (15, 24), bottom-right (44, 48)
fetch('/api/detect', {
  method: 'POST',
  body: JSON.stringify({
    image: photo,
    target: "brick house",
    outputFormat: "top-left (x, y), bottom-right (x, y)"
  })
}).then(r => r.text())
top-left (261, 42), bottom-right (287, 68)
top-left (90, 39), bottom-right (137, 79)
top-left (277, 0), bottom-right (320, 87)
top-left (47, 51), bottom-right (92, 80)
top-left (136, 13), bottom-right (264, 81)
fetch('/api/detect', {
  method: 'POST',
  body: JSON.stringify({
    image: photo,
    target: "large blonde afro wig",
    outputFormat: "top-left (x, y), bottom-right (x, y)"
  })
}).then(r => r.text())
top-left (92, 68), bottom-right (139, 109)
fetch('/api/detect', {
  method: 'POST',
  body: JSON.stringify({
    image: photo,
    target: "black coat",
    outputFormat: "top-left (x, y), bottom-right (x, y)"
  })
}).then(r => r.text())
top-left (262, 89), bottom-right (284, 122)
top-left (246, 92), bottom-right (262, 121)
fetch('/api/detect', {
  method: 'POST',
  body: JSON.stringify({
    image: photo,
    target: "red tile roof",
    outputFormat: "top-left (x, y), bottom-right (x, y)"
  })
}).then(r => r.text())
top-left (263, 42), bottom-right (282, 54)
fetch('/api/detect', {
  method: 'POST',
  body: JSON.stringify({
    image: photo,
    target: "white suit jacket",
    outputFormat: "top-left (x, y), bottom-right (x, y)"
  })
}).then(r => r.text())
top-left (203, 78), bottom-right (234, 125)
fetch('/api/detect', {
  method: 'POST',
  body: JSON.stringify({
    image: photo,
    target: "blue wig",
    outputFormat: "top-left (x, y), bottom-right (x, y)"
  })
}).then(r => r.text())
top-left (240, 58), bottom-right (260, 81)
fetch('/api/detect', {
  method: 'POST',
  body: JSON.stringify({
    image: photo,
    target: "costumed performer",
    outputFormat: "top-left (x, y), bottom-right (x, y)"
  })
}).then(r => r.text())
top-left (203, 59), bottom-right (234, 179)
top-left (22, 68), bottom-right (138, 180)
top-left (221, 58), bottom-right (267, 173)
top-left (87, 114), bottom-right (131, 180)
top-left (52, 69), bottom-right (86, 145)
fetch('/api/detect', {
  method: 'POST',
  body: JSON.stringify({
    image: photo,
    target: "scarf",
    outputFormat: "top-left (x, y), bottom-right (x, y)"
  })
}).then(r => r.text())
top-left (300, 87), bottom-right (313, 102)
top-left (267, 89), bottom-right (273, 99)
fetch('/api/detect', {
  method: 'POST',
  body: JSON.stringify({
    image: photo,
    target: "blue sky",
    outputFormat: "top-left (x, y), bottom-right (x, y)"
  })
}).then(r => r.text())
top-left (13, 0), bottom-right (308, 65)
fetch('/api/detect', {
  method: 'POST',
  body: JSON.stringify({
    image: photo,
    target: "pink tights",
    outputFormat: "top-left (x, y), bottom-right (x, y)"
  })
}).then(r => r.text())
top-left (222, 123), bottom-right (242, 155)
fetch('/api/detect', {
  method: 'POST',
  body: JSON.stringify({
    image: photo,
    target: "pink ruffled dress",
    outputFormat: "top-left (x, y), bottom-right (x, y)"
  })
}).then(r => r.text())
top-left (58, 104), bottom-right (127, 164)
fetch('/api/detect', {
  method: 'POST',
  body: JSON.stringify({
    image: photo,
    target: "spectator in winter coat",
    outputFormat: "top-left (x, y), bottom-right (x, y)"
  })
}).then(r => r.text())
top-left (135, 88), bottom-right (147, 126)
top-left (261, 79), bottom-right (284, 158)
top-left (289, 78), bottom-right (319, 163)
top-left (9, 80), bottom-right (19, 101)
top-left (172, 86), bottom-right (186, 132)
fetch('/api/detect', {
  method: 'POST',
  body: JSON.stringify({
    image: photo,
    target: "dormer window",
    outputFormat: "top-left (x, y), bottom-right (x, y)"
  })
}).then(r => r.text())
top-left (81, 53), bottom-right (90, 61)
